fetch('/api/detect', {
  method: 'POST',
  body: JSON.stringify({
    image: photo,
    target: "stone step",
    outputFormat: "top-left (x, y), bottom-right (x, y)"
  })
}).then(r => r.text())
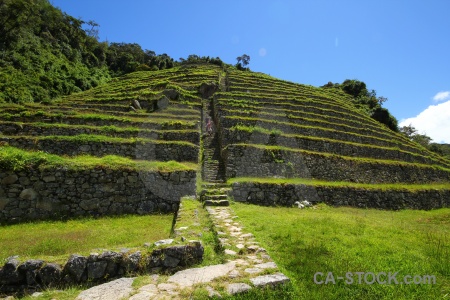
top-left (204, 194), bottom-right (228, 201)
top-left (204, 199), bottom-right (230, 207)
top-left (202, 180), bottom-right (228, 187)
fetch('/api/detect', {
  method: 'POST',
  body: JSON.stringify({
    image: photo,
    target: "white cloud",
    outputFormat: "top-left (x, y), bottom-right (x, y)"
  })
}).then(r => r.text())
top-left (399, 100), bottom-right (450, 143)
top-left (433, 91), bottom-right (450, 102)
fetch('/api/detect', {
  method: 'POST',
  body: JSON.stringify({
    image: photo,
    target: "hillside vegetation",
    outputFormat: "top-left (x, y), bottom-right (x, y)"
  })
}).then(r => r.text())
top-left (0, 0), bottom-right (175, 103)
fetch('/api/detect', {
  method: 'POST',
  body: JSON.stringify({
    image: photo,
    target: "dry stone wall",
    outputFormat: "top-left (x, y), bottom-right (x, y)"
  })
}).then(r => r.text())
top-left (0, 122), bottom-right (199, 143)
top-left (0, 241), bottom-right (203, 295)
top-left (0, 168), bottom-right (196, 223)
top-left (1, 137), bottom-right (198, 162)
top-left (221, 130), bottom-right (436, 165)
top-left (229, 182), bottom-right (450, 210)
top-left (225, 145), bottom-right (450, 184)
top-left (3, 116), bottom-right (193, 130)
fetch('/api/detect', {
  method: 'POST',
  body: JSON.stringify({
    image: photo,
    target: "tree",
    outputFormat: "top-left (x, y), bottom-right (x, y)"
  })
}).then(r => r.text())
top-left (322, 79), bottom-right (397, 131)
top-left (400, 124), bottom-right (432, 148)
top-left (399, 124), bottom-right (418, 138)
top-left (236, 54), bottom-right (250, 70)
top-left (371, 107), bottom-right (398, 132)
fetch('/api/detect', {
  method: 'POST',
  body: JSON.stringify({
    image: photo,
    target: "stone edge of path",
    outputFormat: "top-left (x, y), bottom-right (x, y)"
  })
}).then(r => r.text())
top-left (71, 204), bottom-right (290, 299)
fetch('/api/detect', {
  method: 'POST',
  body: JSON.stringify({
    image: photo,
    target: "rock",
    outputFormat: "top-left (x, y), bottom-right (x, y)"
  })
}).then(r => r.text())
top-left (19, 259), bottom-right (44, 286)
top-left (227, 283), bottom-right (251, 295)
top-left (157, 283), bottom-right (178, 293)
top-left (240, 233), bottom-right (254, 238)
top-left (0, 257), bottom-right (24, 284)
top-left (132, 99), bottom-right (142, 110)
top-left (250, 273), bottom-right (290, 287)
top-left (236, 244), bottom-right (245, 249)
top-left (31, 292), bottom-right (43, 297)
top-left (156, 96), bottom-right (169, 110)
top-left (63, 254), bottom-right (87, 282)
top-left (75, 277), bottom-right (135, 300)
top-left (206, 286), bottom-right (222, 297)
top-left (225, 249), bottom-right (237, 256)
top-left (38, 263), bottom-right (62, 286)
top-left (167, 261), bottom-right (236, 288)
top-left (1, 174), bottom-right (18, 185)
top-left (121, 251), bottom-right (141, 274)
top-left (19, 188), bottom-right (37, 201)
top-left (79, 145), bottom-right (91, 152)
top-left (198, 82), bottom-right (219, 98)
top-left (0, 198), bottom-right (9, 210)
top-left (228, 269), bottom-right (240, 279)
top-left (254, 262), bottom-right (277, 269)
top-left (154, 239), bottom-right (174, 247)
top-left (162, 255), bottom-right (180, 268)
top-left (87, 261), bottom-right (108, 280)
top-left (301, 200), bottom-right (312, 207)
top-left (42, 175), bottom-right (56, 183)
top-left (98, 251), bottom-right (123, 277)
top-left (244, 267), bottom-right (261, 274)
top-left (129, 284), bottom-right (158, 300)
top-left (163, 89), bottom-right (179, 100)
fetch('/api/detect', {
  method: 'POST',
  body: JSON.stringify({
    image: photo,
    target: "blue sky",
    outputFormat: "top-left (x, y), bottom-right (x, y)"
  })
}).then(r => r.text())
top-left (52, 0), bottom-right (450, 143)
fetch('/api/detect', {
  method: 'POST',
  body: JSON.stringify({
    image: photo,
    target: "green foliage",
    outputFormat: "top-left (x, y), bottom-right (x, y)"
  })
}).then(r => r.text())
top-left (371, 107), bottom-right (398, 132)
top-left (179, 54), bottom-right (224, 67)
top-left (106, 43), bottom-right (174, 76)
top-left (236, 54), bottom-right (251, 71)
top-left (0, 0), bottom-right (176, 103)
top-left (322, 79), bottom-right (399, 131)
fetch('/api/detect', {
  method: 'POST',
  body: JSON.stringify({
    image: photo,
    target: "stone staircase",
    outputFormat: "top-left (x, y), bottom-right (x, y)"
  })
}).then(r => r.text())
top-left (201, 99), bottom-right (229, 206)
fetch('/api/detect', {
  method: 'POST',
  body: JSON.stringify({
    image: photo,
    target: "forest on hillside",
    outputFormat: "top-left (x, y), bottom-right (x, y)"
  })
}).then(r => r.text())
top-left (0, 0), bottom-right (176, 103)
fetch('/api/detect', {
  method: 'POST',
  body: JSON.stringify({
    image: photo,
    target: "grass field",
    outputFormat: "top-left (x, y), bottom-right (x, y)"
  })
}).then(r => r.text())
top-left (0, 214), bottom-right (173, 264)
top-left (230, 203), bottom-right (450, 299)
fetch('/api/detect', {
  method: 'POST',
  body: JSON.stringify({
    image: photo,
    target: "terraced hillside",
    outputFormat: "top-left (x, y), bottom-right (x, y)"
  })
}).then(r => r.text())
top-left (0, 64), bottom-right (222, 223)
top-left (1, 64), bottom-right (449, 224)
top-left (213, 69), bottom-right (450, 209)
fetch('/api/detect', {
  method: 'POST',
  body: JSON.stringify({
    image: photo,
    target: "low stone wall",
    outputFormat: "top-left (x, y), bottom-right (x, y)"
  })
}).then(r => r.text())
top-left (0, 122), bottom-right (200, 144)
top-left (216, 105), bottom-right (418, 154)
top-left (0, 168), bottom-right (196, 223)
top-left (0, 241), bottom-right (203, 295)
top-left (225, 145), bottom-right (450, 184)
top-left (3, 116), bottom-right (196, 130)
top-left (229, 182), bottom-right (450, 210)
top-left (221, 130), bottom-right (435, 166)
top-left (1, 137), bottom-right (199, 162)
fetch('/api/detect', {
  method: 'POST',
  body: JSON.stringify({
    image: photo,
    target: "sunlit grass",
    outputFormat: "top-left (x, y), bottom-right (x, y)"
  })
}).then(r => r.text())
top-left (0, 214), bottom-right (173, 264)
top-left (231, 202), bottom-right (450, 299)
top-left (228, 177), bottom-right (450, 191)
top-left (0, 146), bottom-right (197, 172)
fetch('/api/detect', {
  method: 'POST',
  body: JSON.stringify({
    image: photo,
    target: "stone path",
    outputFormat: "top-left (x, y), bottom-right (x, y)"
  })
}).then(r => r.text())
top-left (73, 206), bottom-right (289, 299)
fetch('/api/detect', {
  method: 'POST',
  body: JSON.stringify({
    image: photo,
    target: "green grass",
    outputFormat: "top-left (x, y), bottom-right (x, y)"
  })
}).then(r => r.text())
top-left (30, 133), bottom-right (198, 146)
top-left (173, 198), bottom-right (225, 267)
top-left (0, 214), bottom-right (173, 264)
top-left (228, 177), bottom-right (450, 191)
top-left (0, 146), bottom-right (197, 172)
top-left (231, 202), bottom-right (450, 299)
top-left (19, 287), bottom-right (84, 300)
